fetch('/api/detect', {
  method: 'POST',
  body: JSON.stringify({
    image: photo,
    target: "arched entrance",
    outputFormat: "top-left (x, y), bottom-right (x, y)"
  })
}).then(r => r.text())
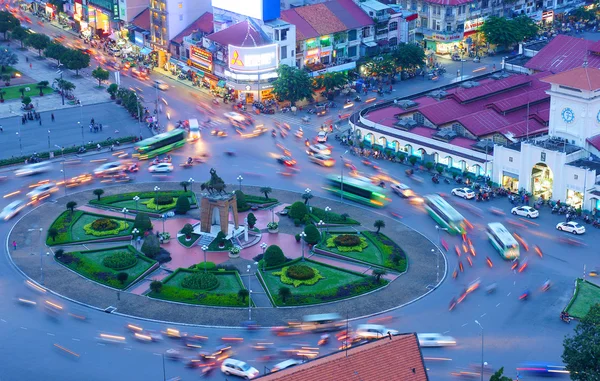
top-left (531, 163), bottom-right (553, 200)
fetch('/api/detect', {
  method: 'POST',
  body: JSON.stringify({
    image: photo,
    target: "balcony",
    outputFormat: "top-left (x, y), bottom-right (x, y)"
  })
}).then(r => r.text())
top-left (152, 17), bottom-right (163, 27)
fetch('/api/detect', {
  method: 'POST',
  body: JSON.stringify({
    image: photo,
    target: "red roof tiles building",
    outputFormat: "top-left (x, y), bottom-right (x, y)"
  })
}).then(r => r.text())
top-left (171, 12), bottom-right (213, 45)
top-left (525, 35), bottom-right (600, 74)
top-left (257, 333), bottom-right (428, 381)
top-left (206, 20), bottom-right (269, 47)
top-left (131, 8), bottom-right (150, 31)
top-left (541, 66), bottom-right (600, 91)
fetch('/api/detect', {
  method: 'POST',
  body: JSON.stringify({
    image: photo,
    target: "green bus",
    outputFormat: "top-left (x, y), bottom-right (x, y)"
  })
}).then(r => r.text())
top-left (423, 194), bottom-right (466, 235)
top-left (487, 222), bottom-right (520, 260)
top-left (324, 175), bottom-right (389, 207)
top-left (134, 129), bottom-right (186, 160)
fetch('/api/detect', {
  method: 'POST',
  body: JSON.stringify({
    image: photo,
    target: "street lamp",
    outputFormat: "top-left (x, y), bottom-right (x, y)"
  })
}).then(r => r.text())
top-left (188, 177), bottom-right (195, 193)
top-left (78, 121), bottom-right (83, 146)
top-left (16, 132), bottom-right (22, 156)
top-left (317, 220), bottom-right (324, 232)
top-left (201, 245), bottom-right (208, 273)
top-left (131, 228), bottom-right (139, 246)
top-left (304, 188), bottom-right (312, 207)
top-left (324, 206), bottom-right (331, 234)
top-left (47, 129), bottom-right (51, 149)
top-left (474, 320), bottom-right (485, 381)
top-left (434, 225), bottom-right (448, 284)
top-left (237, 175), bottom-right (243, 191)
top-left (133, 195), bottom-right (140, 211)
top-left (260, 242), bottom-right (268, 271)
top-left (246, 263), bottom-right (258, 321)
top-left (154, 186), bottom-right (160, 210)
top-left (299, 231), bottom-right (307, 261)
top-left (161, 214), bottom-right (167, 233)
top-left (340, 150), bottom-right (348, 202)
top-left (28, 228), bottom-right (44, 285)
top-left (122, 208), bottom-right (128, 219)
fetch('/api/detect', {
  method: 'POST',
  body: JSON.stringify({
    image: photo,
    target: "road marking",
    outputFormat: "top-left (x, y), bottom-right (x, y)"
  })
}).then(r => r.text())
top-left (82, 244), bottom-right (89, 250)
top-left (514, 281), bottom-right (516, 285)
top-left (20, 327), bottom-right (27, 330)
top-left (480, 313), bottom-right (486, 318)
top-left (507, 292), bottom-right (511, 297)
top-left (461, 323), bottom-right (468, 327)
top-left (496, 303), bottom-right (501, 307)
top-left (97, 343), bottom-right (105, 346)
top-left (47, 333), bottom-right (55, 336)
top-left (124, 347), bottom-right (132, 351)
top-left (0, 319), bottom-right (6, 323)
top-left (72, 338), bottom-right (80, 341)
top-left (153, 353), bottom-right (162, 356)
top-left (443, 330), bottom-right (451, 334)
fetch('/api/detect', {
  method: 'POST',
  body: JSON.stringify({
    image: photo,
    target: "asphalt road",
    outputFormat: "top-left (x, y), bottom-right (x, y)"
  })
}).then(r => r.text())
top-left (0, 9), bottom-right (586, 381)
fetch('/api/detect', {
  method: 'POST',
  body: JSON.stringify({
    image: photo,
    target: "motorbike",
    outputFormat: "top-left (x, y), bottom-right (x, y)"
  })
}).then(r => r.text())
top-left (354, 95), bottom-right (361, 102)
top-left (212, 98), bottom-right (219, 105)
top-left (519, 291), bottom-right (530, 301)
top-left (541, 280), bottom-right (551, 292)
top-left (272, 130), bottom-right (277, 138)
top-left (551, 205), bottom-right (559, 214)
top-left (485, 283), bottom-right (497, 294)
top-left (432, 176), bottom-right (440, 184)
top-left (444, 178), bottom-right (451, 184)
top-left (317, 334), bottom-right (330, 346)
top-left (560, 312), bottom-right (573, 323)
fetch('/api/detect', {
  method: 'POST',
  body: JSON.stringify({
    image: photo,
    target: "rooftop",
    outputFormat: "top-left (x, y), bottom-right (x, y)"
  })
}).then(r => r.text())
top-left (361, 0), bottom-right (390, 11)
top-left (206, 20), bottom-right (270, 47)
top-left (171, 12), bottom-right (213, 45)
top-left (131, 8), bottom-right (150, 31)
top-left (420, 0), bottom-right (474, 5)
top-left (542, 66), bottom-right (600, 91)
top-left (525, 35), bottom-right (598, 74)
top-left (587, 134), bottom-right (600, 151)
top-left (257, 333), bottom-right (428, 381)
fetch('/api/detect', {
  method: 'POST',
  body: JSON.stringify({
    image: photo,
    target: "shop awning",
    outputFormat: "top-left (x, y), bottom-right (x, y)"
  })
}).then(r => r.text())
top-left (363, 41), bottom-right (377, 48)
top-left (502, 171), bottom-right (519, 179)
top-left (140, 47), bottom-right (152, 55)
top-left (217, 80), bottom-right (226, 87)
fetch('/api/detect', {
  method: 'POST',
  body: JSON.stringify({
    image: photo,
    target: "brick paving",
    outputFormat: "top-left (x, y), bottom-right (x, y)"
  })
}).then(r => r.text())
top-left (9, 182), bottom-right (444, 326)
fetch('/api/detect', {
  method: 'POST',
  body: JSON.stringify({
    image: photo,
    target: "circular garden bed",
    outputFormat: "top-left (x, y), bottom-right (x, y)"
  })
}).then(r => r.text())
top-left (83, 217), bottom-right (129, 237)
top-left (181, 272), bottom-right (220, 291)
top-left (102, 251), bottom-right (138, 270)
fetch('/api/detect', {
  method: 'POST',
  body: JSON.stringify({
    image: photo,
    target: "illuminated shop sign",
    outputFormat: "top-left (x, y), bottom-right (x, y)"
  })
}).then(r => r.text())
top-left (228, 44), bottom-right (278, 73)
top-left (190, 46), bottom-right (213, 71)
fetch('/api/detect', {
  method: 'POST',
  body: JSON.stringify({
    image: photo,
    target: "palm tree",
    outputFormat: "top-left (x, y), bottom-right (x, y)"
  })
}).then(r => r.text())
top-left (66, 201), bottom-right (77, 213)
top-left (149, 280), bottom-right (163, 294)
top-left (180, 181), bottom-right (190, 192)
top-left (374, 220), bottom-right (385, 234)
top-left (238, 289), bottom-right (249, 303)
top-left (36, 80), bottom-right (49, 96)
top-left (278, 287), bottom-right (291, 304)
top-left (260, 186), bottom-right (272, 200)
top-left (48, 227), bottom-right (59, 242)
top-left (372, 268), bottom-right (387, 283)
top-left (93, 189), bottom-right (104, 201)
top-left (2, 74), bottom-right (10, 86)
top-left (341, 213), bottom-right (350, 221)
top-left (302, 192), bottom-right (313, 206)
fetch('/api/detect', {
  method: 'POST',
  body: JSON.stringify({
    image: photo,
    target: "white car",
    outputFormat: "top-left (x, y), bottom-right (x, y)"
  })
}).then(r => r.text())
top-left (390, 183), bottom-right (414, 198)
top-left (26, 183), bottom-right (58, 200)
top-left (307, 144), bottom-right (331, 156)
top-left (309, 154), bottom-right (335, 167)
top-left (355, 324), bottom-right (399, 340)
top-left (556, 221), bottom-right (585, 235)
top-left (15, 162), bottom-right (52, 177)
top-left (417, 333), bottom-right (457, 347)
top-left (271, 359), bottom-right (302, 373)
top-left (94, 162), bottom-right (124, 176)
top-left (316, 131), bottom-right (328, 143)
top-left (451, 187), bottom-right (475, 199)
top-left (0, 200), bottom-right (26, 221)
top-left (153, 80), bottom-right (169, 90)
top-left (511, 206), bottom-right (539, 219)
top-left (148, 163), bottom-right (174, 173)
top-left (221, 358), bottom-right (259, 379)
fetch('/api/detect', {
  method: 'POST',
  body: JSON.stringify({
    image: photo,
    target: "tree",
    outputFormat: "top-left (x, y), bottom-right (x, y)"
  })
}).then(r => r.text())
top-left (0, 11), bottom-right (20, 40)
top-left (48, 227), bottom-right (58, 242)
top-left (26, 34), bottom-right (50, 56)
top-left (107, 83), bottom-right (119, 99)
top-left (362, 56), bottom-right (396, 78)
top-left (372, 268), bottom-right (387, 283)
top-left (436, 165), bottom-right (444, 175)
top-left (512, 15), bottom-right (538, 42)
top-left (569, 7), bottom-right (596, 21)
top-left (66, 201), bottom-right (77, 213)
top-left (320, 72), bottom-right (348, 99)
top-left (0, 47), bottom-right (18, 72)
top-left (179, 181), bottom-right (190, 192)
top-left (278, 287), bottom-right (291, 303)
top-left (21, 95), bottom-right (31, 107)
top-left (408, 155), bottom-right (418, 166)
top-left (374, 220), bottom-right (385, 234)
top-left (272, 64), bottom-right (313, 105)
top-left (424, 161), bottom-right (434, 171)
top-left (289, 201), bottom-right (307, 220)
top-left (18, 86), bottom-right (26, 98)
top-left (238, 289), bottom-right (249, 303)
top-left (264, 245), bottom-right (286, 267)
top-left (0, 89), bottom-right (5, 102)
top-left (141, 234), bottom-right (161, 259)
top-left (62, 49), bottom-right (90, 75)
top-left (149, 280), bottom-right (163, 293)
top-left (302, 192), bottom-right (313, 205)
top-left (9, 26), bottom-right (27, 48)
top-left (489, 367), bottom-right (512, 381)
top-left (341, 213), bottom-right (349, 221)
top-left (2, 73), bottom-right (10, 85)
top-left (563, 303), bottom-right (600, 380)
top-left (392, 43), bottom-right (426, 72)
top-left (133, 212), bottom-right (152, 232)
top-left (36, 80), bottom-right (49, 96)
top-left (54, 249), bottom-right (64, 259)
top-left (259, 186), bottom-right (272, 200)
top-left (303, 224), bottom-right (321, 245)
top-left (481, 17), bottom-right (520, 48)
top-left (247, 212), bottom-right (257, 228)
top-left (93, 189), bottom-right (104, 200)
top-left (117, 272), bottom-right (128, 285)
top-left (44, 42), bottom-right (68, 65)
top-left (181, 223), bottom-right (194, 239)
top-left (175, 195), bottom-right (190, 215)
top-left (91, 65), bottom-right (109, 87)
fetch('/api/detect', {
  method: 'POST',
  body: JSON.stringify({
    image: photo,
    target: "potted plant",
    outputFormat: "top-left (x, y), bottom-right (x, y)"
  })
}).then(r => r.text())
top-left (229, 245), bottom-right (241, 259)
top-left (159, 232), bottom-right (171, 243)
top-left (267, 222), bottom-right (279, 233)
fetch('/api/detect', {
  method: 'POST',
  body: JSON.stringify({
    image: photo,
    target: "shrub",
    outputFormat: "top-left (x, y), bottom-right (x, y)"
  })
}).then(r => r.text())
top-left (326, 235), bottom-right (369, 252)
top-left (181, 223), bottom-right (194, 238)
top-left (155, 195), bottom-right (174, 205)
top-left (133, 212), bottom-right (152, 232)
top-left (144, 197), bottom-right (177, 210)
top-left (181, 272), bottom-right (219, 290)
top-left (247, 212), bottom-right (257, 228)
top-left (294, 218), bottom-right (301, 226)
top-left (302, 214), bottom-right (311, 224)
top-left (278, 287), bottom-right (291, 303)
top-left (216, 264), bottom-right (237, 271)
top-left (48, 227), bottom-right (59, 242)
top-left (91, 218), bottom-right (118, 231)
top-left (264, 245), bottom-right (286, 267)
top-left (117, 272), bottom-right (128, 284)
top-left (334, 234), bottom-right (361, 247)
top-left (150, 280), bottom-right (163, 293)
top-left (273, 265), bottom-right (324, 287)
top-left (235, 190), bottom-right (246, 208)
top-left (215, 231), bottom-right (226, 246)
top-left (238, 289), bottom-right (249, 302)
top-left (141, 234), bottom-right (161, 259)
top-left (289, 201), bottom-right (307, 220)
top-left (303, 224), bottom-right (321, 245)
top-left (295, 234), bottom-right (301, 242)
top-left (102, 251), bottom-right (137, 270)
top-left (54, 249), bottom-right (64, 259)
top-left (190, 262), bottom-right (216, 271)
top-left (175, 195), bottom-right (191, 215)
top-left (286, 264), bottom-right (315, 280)
top-left (83, 219), bottom-right (128, 237)
top-left (267, 222), bottom-right (278, 230)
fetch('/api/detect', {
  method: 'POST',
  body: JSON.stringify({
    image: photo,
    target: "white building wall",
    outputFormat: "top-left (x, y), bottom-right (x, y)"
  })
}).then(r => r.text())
top-left (119, 0), bottom-right (149, 22)
top-left (165, 0), bottom-right (211, 41)
top-left (547, 85), bottom-right (600, 147)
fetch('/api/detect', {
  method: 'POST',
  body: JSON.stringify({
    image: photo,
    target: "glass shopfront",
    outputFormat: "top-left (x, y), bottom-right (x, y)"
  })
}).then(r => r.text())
top-left (531, 163), bottom-right (553, 200)
top-left (502, 172), bottom-right (519, 193)
top-left (566, 189), bottom-right (583, 209)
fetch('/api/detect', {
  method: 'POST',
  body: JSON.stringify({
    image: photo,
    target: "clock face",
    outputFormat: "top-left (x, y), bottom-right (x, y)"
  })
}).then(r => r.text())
top-left (561, 107), bottom-right (575, 124)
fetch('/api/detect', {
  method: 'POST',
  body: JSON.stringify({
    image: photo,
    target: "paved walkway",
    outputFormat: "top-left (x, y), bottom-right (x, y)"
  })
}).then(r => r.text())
top-left (8, 182), bottom-right (444, 326)
top-left (310, 253), bottom-right (398, 281)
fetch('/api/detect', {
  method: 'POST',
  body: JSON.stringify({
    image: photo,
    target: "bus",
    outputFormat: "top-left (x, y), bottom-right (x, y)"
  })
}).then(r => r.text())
top-left (324, 175), bottom-right (389, 207)
top-left (301, 313), bottom-right (344, 332)
top-left (134, 129), bottom-right (186, 160)
top-left (423, 194), bottom-right (466, 235)
top-left (487, 222), bottom-right (520, 260)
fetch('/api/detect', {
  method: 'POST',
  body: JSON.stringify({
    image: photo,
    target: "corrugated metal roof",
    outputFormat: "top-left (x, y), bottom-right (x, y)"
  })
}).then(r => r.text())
top-left (453, 75), bottom-right (532, 103)
top-left (542, 66), bottom-right (600, 91)
top-left (525, 35), bottom-right (599, 74)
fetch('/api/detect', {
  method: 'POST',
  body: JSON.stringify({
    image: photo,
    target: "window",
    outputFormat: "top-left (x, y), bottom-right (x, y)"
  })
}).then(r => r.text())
top-left (274, 30), bottom-right (279, 41)
top-left (389, 21), bottom-right (398, 31)
top-left (389, 37), bottom-right (397, 46)
top-left (401, 0), bottom-right (408, 9)
top-left (348, 29), bottom-right (357, 41)
top-left (574, 174), bottom-right (578, 180)
top-left (348, 45), bottom-right (357, 57)
top-left (482, 0), bottom-right (489, 7)
top-left (422, 4), bottom-right (428, 13)
top-left (411, 1), bottom-right (417, 10)
top-left (435, 20), bottom-right (441, 31)
top-left (280, 45), bottom-right (287, 60)
top-left (446, 23), bottom-right (452, 32)
top-left (321, 55), bottom-right (330, 64)
top-left (509, 157), bottom-right (513, 162)
top-left (179, 14), bottom-right (183, 21)
top-left (446, 7), bottom-right (453, 16)
top-left (281, 28), bottom-right (288, 41)
top-left (362, 27), bottom-right (370, 38)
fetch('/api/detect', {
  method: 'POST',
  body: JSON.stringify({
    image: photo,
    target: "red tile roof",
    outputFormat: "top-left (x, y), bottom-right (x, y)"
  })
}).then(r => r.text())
top-left (542, 66), bottom-right (600, 91)
top-left (499, 119), bottom-right (548, 139)
top-left (587, 134), bottom-right (600, 151)
top-left (452, 75), bottom-right (532, 103)
top-left (490, 86), bottom-right (550, 113)
top-left (422, 0), bottom-right (474, 5)
top-left (525, 35), bottom-right (598, 74)
top-left (257, 333), bottom-right (428, 381)
top-left (131, 8), bottom-right (150, 31)
top-left (171, 12), bottom-right (213, 45)
top-left (206, 20), bottom-right (269, 47)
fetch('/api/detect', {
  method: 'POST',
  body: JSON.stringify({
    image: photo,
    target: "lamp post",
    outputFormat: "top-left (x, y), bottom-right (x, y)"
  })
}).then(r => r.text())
top-left (474, 320), bottom-right (485, 381)
top-left (317, 220), bottom-right (324, 233)
top-left (122, 208), bottom-right (128, 219)
top-left (131, 228), bottom-right (139, 246)
top-left (189, 177), bottom-right (195, 193)
top-left (340, 150), bottom-right (348, 202)
top-left (154, 186), bottom-right (160, 210)
top-left (55, 145), bottom-right (66, 195)
top-left (324, 206), bottom-right (331, 234)
top-left (28, 228), bottom-right (44, 285)
top-left (133, 195), bottom-right (140, 211)
top-left (434, 225), bottom-right (448, 284)
top-left (201, 245), bottom-right (208, 273)
top-left (299, 231), bottom-right (307, 261)
top-left (260, 242), bottom-right (267, 271)
top-left (161, 214), bottom-right (167, 233)
top-left (237, 175), bottom-right (243, 191)
top-left (304, 188), bottom-right (311, 207)
top-left (47, 129), bottom-right (51, 149)
top-left (79, 121), bottom-right (83, 146)
top-left (16, 132), bottom-right (22, 156)
top-left (246, 263), bottom-right (257, 321)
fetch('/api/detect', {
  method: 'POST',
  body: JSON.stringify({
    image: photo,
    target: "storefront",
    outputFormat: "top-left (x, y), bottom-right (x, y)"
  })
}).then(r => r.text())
top-left (502, 171), bottom-right (519, 193)
top-left (566, 189), bottom-right (583, 209)
top-left (87, 5), bottom-right (112, 36)
top-left (531, 163), bottom-right (553, 200)
top-left (225, 44), bottom-right (279, 103)
top-left (423, 32), bottom-right (464, 54)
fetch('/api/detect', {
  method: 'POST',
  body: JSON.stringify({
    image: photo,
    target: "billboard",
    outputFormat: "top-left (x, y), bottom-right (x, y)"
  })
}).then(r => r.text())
top-left (211, 0), bottom-right (280, 21)
top-left (190, 46), bottom-right (213, 72)
top-left (228, 44), bottom-right (278, 73)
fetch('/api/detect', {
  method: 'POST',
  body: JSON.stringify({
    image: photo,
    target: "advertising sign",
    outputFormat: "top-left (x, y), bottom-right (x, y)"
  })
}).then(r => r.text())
top-left (431, 32), bottom-right (463, 42)
top-left (228, 44), bottom-right (278, 73)
top-left (211, 0), bottom-right (280, 21)
top-left (190, 46), bottom-right (213, 72)
top-left (463, 17), bottom-right (486, 33)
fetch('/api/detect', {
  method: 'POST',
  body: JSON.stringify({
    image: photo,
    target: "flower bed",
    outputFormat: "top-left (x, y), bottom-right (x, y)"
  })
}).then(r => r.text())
top-left (102, 251), bottom-right (138, 270)
top-left (83, 218), bottom-right (129, 237)
top-left (326, 234), bottom-right (369, 252)
top-left (46, 211), bottom-right (133, 246)
top-left (317, 233), bottom-right (381, 263)
top-left (89, 191), bottom-right (197, 213)
top-left (273, 264), bottom-right (324, 287)
top-left (362, 232), bottom-right (407, 272)
top-left (181, 272), bottom-right (220, 290)
top-left (56, 245), bottom-right (155, 289)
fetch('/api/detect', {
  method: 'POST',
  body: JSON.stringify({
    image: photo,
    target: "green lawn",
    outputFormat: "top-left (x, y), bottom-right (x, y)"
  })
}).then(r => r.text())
top-left (177, 233), bottom-right (200, 247)
top-left (148, 269), bottom-right (247, 307)
top-left (70, 213), bottom-right (133, 242)
top-left (46, 210), bottom-right (84, 245)
top-left (566, 279), bottom-right (600, 319)
top-left (207, 236), bottom-right (233, 251)
top-left (317, 233), bottom-right (382, 265)
top-left (1, 83), bottom-right (54, 101)
top-left (57, 246), bottom-right (156, 289)
top-left (260, 259), bottom-right (385, 306)
top-left (89, 191), bottom-right (197, 213)
top-left (310, 207), bottom-right (360, 225)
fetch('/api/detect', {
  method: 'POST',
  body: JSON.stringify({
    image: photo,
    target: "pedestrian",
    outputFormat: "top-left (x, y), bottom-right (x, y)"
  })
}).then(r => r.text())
top-left (99, 124), bottom-right (102, 132)
top-left (39, 118), bottom-right (42, 126)
top-left (21, 116), bottom-right (25, 125)
top-left (0, 125), bottom-right (3, 132)
top-left (89, 124), bottom-right (93, 132)
top-left (29, 63), bottom-right (32, 69)
top-left (525, 195), bottom-right (529, 205)
top-left (593, 208), bottom-right (597, 218)
top-left (12, 241), bottom-right (16, 250)
top-left (91, 118), bottom-right (95, 125)
top-left (51, 113), bottom-right (55, 122)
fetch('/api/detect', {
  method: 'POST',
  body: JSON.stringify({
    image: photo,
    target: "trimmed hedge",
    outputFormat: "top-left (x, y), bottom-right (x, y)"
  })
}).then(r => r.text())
top-left (83, 219), bottom-right (129, 237)
top-left (273, 265), bottom-right (324, 287)
top-left (326, 235), bottom-right (369, 252)
top-left (46, 210), bottom-right (83, 245)
top-left (89, 190), bottom-right (197, 211)
top-left (334, 234), bottom-right (361, 247)
top-left (362, 231), bottom-right (407, 272)
top-left (289, 201), bottom-right (307, 220)
top-left (286, 264), bottom-right (316, 280)
top-left (310, 207), bottom-right (360, 225)
top-left (264, 245), bottom-right (286, 267)
top-left (102, 251), bottom-right (137, 270)
top-left (181, 272), bottom-right (220, 290)
top-left (144, 197), bottom-right (177, 210)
